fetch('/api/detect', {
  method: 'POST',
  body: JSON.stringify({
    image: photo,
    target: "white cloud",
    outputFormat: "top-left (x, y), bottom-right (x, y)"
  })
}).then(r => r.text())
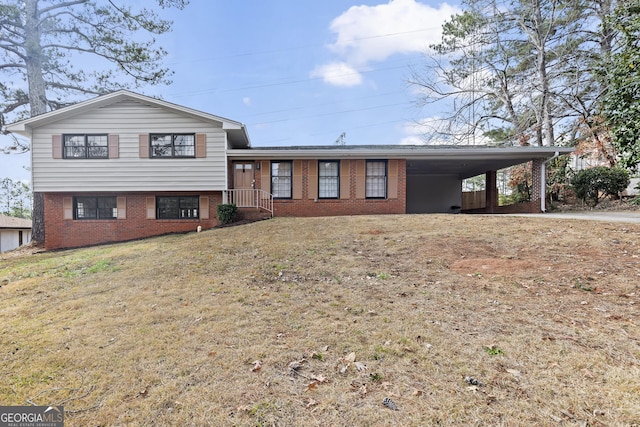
top-left (242, 97), bottom-right (252, 106)
top-left (310, 62), bottom-right (363, 87)
top-left (400, 135), bottom-right (426, 145)
top-left (314, 0), bottom-right (460, 86)
top-left (402, 115), bottom-right (495, 145)
top-left (400, 120), bottom-right (428, 145)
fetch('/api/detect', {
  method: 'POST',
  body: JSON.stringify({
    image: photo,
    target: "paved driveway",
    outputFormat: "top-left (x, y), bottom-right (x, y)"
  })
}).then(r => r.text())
top-left (510, 211), bottom-right (640, 223)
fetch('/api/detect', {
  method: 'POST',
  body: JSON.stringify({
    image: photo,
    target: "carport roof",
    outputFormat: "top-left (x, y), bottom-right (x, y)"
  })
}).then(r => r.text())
top-left (227, 145), bottom-right (574, 179)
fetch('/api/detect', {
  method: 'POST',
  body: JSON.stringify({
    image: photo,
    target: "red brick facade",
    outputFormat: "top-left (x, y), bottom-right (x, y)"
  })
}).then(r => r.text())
top-left (43, 156), bottom-right (546, 249)
top-left (250, 159), bottom-right (406, 217)
top-left (44, 192), bottom-right (222, 250)
top-left (531, 158), bottom-right (544, 212)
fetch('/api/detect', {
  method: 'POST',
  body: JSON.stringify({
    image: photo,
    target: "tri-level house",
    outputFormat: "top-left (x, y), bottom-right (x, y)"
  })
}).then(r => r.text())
top-left (7, 90), bottom-right (572, 250)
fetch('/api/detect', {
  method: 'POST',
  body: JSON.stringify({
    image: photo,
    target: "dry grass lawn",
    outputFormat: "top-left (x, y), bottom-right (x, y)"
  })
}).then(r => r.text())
top-left (1, 214), bottom-right (639, 426)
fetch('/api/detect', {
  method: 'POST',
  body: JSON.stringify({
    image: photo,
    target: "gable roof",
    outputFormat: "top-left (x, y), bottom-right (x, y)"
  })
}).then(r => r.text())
top-left (0, 215), bottom-right (32, 229)
top-left (6, 90), bottom-right (251, 148)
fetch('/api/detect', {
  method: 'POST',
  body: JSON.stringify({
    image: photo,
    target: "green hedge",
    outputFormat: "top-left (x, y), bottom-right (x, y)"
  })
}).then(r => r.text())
top-left (570, 167), bottom-right (630, 206)
top-left (216, 204), bottom-right (238, 225)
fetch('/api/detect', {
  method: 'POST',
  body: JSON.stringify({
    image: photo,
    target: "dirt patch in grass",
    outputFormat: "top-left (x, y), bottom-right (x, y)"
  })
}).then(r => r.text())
top-left (1, 214), bottom-right (639, 426)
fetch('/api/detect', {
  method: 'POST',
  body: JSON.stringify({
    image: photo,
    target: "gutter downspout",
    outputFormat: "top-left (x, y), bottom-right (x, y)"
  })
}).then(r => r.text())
top-left (541, 151), bottom-right (560, 213)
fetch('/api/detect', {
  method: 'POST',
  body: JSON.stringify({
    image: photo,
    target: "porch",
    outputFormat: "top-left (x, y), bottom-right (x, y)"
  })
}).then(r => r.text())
top-left (223, 189), bottom-right (274, 217)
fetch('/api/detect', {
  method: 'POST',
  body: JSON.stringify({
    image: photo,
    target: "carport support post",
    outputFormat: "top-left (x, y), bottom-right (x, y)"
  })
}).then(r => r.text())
top-left (532, 158), bottom-right (544, 213)
top-left (485, 170), bottom-right (498, 213)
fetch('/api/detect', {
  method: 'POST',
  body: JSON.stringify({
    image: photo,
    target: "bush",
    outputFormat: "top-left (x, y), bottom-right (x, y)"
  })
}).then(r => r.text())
top-left (631, 181), bottom-right (640, 205)
top-left (507, 164), bottom-right (532, 203)
top-left (216, 204), bottom-right (238, 225)
top-left (570, 166), bottom-right (630, 206)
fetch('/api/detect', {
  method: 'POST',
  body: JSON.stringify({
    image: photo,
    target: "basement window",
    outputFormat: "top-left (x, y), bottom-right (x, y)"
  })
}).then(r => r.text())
top-left (74, 196), bottom-right (117, 219)
top-left (156, 196), bottom-right (199, 219)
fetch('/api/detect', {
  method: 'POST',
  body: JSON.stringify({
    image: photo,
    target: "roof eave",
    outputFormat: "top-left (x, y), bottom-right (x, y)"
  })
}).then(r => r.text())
top-left (227, 146), bottom-right (574, 159)
top-left (5, 90), bottom-right (251, 146)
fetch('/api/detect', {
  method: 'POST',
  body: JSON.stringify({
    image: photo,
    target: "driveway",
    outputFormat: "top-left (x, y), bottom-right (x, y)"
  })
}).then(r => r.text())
top-left (510, 211), bottom-right (640, 223)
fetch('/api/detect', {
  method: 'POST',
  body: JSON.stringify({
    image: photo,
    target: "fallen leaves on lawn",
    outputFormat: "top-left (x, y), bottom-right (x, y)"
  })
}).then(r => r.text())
top-left (354, 361), bottom-right (367, 372)
top-left (304, 398), bottom-right (318, 408)
top-left (288, 360), bottom-right (304, 375)
top-left (304, 374), bottom-right (329, 391)
top-left (250, 360), bottom-right (262, 372)
top-left (359, 384), bottom-right (368, 397)
top-left (338, 351), bottom-right (364, 374)
top-left (310, 374), bottom-right (328, 383)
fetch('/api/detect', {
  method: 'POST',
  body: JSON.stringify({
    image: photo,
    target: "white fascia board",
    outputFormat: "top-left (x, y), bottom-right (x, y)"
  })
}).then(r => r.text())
top-left (227, 146), bottom-right (574, 160)
top-left (5, 90), bottom-right (246, 135)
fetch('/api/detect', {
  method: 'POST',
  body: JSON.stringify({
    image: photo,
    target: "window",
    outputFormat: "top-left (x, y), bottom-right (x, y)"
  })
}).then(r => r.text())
top-left (366, 160), bottom-right (387, 198)
top-left (150, 134), bottom-right (195, 158)
top-left (318, 160), bottom-right (339, 198)
top-left (64, 134), bottom-right (108, 159)
top-left (74, 196), bottom-right (117, 219)
top-left (157, 196), bottom-right (199, 219)
top-left (271, 161), bottom-right (292, 199)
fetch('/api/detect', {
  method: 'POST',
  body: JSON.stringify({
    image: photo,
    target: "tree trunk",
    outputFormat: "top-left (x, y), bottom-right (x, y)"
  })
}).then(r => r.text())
top-left (24, 0), bottom-right (46, 243)
top-left (31, 192), bottom-right (45, 244)
top-left (24, 0), bottom-right (47, 116)
top-left (532, 0), bottom-right (554, 146)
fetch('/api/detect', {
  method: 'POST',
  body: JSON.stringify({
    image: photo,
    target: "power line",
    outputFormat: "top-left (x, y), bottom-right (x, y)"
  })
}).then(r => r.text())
top-left (249, 101), bottom-right (410, 127)
top-left (242, 90), bottom-right (407, 118)
top-left (256, 118), bottom-right (413, 146)
top-left (165, 27), bottom-right (442, 66)
top-left (168, 58), bottom-right (422, 99)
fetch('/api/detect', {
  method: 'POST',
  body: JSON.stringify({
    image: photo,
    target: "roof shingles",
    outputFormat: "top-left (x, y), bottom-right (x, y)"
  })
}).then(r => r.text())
top-left (0, 215), bottom-right (32, 229)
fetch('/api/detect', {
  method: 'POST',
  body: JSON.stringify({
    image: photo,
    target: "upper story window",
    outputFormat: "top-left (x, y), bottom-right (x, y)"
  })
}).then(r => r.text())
top-left (318, 160), bottom-right (339, 199)
top-left (150, 134), bottom-right (195, 158)
top-left (366, 160), bottom-right (387, 199)
top-left (64, 134), bottom-right (108, 159)
top-left (74, 196), bottom-right (117, 219)
top-left (271, 161), bottom-right (292, 199)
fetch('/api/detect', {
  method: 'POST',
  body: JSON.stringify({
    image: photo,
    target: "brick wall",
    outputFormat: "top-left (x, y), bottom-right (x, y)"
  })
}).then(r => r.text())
top-left (273, 197), bottom-right (405, 216)
top-left (531, 158), bottom-right (544, 212)
top-left (271, 159), bottom-right (407, 217)
top-left (44, 192), bottom-right (222, 250)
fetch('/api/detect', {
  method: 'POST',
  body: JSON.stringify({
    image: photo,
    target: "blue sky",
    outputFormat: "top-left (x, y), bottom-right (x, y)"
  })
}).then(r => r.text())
top-left (1, 0), bottom-right (460, 182)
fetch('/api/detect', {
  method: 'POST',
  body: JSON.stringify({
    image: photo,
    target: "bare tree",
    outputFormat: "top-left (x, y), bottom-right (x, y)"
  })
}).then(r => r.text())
top-left (411, 0), bottom-right (615, 148)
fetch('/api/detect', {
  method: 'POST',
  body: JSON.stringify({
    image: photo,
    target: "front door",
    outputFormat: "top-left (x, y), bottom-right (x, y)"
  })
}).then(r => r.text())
top-left (233, 162), bottom-right (255, 207)
top-left (234, 162), bottom-right (254, 189)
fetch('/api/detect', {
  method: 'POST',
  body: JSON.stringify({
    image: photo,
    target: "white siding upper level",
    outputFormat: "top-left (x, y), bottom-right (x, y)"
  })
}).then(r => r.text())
top-left (9, 93), bottom-right (250, 193)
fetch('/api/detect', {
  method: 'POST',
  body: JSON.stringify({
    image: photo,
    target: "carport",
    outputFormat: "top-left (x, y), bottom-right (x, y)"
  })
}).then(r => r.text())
top-left (400, 146), bottom-right (575, 214)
